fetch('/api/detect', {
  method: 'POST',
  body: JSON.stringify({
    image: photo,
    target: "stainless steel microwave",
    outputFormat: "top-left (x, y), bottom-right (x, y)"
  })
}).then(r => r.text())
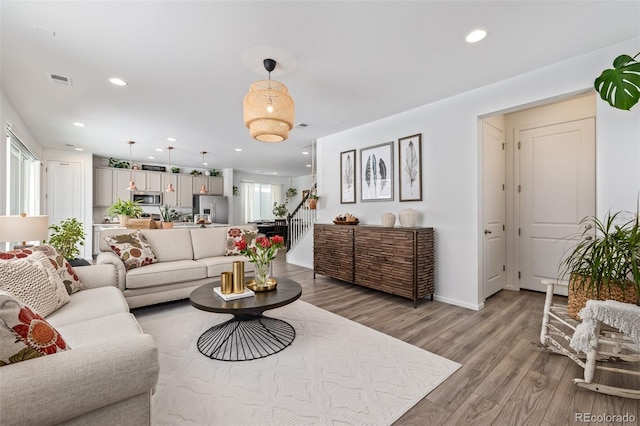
top-left (131, 192), bottom-right (162, 206)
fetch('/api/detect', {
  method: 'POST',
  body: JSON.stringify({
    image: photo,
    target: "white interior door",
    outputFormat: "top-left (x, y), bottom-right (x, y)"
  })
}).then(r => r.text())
top-left (46, 160), bottom-right (82, 228)
top-left (519, 118), bottom-right (595, 293)
top-left (482, 121), bottom-right (506, 298)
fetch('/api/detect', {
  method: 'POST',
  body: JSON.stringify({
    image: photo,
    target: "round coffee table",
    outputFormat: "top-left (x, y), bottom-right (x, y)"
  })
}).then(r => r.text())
top-left (189, 278), bottom-right (302, 361)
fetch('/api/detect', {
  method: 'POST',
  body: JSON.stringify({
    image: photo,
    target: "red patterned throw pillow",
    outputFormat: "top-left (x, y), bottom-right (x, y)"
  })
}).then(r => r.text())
top-left (104, 231), bottom-right (158, 271)
top-left (0, 291), bottom-right (69, 367)
top-left (225, 228), bottom-right (257, 256)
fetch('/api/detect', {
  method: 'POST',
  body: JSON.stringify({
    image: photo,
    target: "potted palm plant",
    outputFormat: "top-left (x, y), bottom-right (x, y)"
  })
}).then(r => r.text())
top-left (45, 218), bottom-right (87, 266)
top-left (107, 198), bottom-right (144, 225)
top-left (560, 211), bottom-right (640, 320)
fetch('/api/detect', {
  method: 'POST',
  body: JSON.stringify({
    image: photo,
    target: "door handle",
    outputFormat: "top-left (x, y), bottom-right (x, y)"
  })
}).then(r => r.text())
top-left (484, 229), bottom-right (492, 234)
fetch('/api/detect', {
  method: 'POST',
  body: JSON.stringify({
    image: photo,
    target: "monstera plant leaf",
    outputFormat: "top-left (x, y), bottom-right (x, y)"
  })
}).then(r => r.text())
top-left (594, 53), bottom-right (640, 111)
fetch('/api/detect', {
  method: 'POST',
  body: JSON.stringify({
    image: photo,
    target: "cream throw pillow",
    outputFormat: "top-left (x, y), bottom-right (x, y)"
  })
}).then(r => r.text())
top-left (0, 251), bottom-right (71, 317)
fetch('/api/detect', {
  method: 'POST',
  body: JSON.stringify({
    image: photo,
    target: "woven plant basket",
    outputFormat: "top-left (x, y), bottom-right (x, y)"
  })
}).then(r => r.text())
top-left (568, 274), bottom-right (639, 320)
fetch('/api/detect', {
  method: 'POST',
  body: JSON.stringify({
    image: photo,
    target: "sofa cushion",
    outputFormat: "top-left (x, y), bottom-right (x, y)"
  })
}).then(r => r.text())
top-left (197, 256), bottom-right (255, 278)
top-left (140, 229), bottom-right (194, 262)
top-left (56, 312), bottom-right (142, 348)
top-left (104, 231), bottom-right (158, 271)
top-left (0, 291), bottom-right (69, 367)
top-left (47, 286), bottom-right (130, 328)
top-left (34, 245), bottom-right (85, 294)
top-left (191, 227), bottom-right (228, 260)
top-left (125, 260), bottom-right (206, 289)
top-left (225, 228), bottom-right (258, 256)
top-left (0, 252), bottom-right (70, 317)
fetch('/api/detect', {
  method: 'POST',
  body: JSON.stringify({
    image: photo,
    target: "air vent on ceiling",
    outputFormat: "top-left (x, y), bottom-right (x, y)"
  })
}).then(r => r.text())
top-left (49, 73), bottom-right (72, 86)
top-left (295, 123), bottom-right (309, 128)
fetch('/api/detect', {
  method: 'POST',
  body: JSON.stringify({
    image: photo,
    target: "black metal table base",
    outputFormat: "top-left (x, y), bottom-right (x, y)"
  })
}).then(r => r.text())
top-left (197, 313), bottom-right (295, 361)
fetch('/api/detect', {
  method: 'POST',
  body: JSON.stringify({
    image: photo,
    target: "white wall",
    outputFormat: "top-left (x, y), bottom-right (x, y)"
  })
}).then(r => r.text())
top-left (43, 148), bottom-right (94, 260)
top-left (311, 38), bottom-right (640, 311)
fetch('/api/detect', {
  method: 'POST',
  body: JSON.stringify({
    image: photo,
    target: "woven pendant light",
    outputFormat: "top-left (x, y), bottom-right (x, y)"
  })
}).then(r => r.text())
top-left (243, 59), bottom-right (295, 143)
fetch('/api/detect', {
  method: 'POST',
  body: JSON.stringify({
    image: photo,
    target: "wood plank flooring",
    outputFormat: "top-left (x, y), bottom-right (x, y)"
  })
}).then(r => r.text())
top-left (273, 255), bottom-right (640, 425)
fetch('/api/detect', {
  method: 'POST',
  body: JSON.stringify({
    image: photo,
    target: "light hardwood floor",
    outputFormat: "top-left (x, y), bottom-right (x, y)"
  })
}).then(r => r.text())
top-left (273, 255), bottom-right (640, 425)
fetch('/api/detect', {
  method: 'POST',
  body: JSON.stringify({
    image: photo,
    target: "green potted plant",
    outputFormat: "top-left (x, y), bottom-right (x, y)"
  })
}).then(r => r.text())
top-left (272, 202), bottom-right (288, 218)
top-left (286, 187), bottom-right (297, 199)
top-left (560, 211), bottom-right (640, 320)
top-left (107, 198), bottom-right (144, 225)
top-left (307, 193), bottom-right (319, 209)
top-left (171, 166), bottom-right (180, 173)
top-left (594, 52), bottom-right (640, 111)
top-left (45, 218), bottom-right (87, 265)
top-left (159, 204), bottom-right (174, 229)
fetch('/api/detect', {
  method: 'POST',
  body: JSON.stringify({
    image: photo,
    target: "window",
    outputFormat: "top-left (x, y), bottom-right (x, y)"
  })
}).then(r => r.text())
top-left (6, 126), bottom-right (41, 215)
top-left (241, 182), bottom-right (282, 222)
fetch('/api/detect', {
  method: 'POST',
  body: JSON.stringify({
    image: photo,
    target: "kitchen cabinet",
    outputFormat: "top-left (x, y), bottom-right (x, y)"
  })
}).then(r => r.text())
top-left (162, 174), bottom-right (178, 206)
top-left (193, 176), bottom-right (223, 196)
top-left (178, 175), bottom-right (194, 208)
top-left (94, 168), bottom-right (113, 207)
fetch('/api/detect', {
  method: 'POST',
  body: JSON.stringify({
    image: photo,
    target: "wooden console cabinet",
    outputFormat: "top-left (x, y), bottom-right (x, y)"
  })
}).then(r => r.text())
top-left (314, 224), bottom-right (434, 307)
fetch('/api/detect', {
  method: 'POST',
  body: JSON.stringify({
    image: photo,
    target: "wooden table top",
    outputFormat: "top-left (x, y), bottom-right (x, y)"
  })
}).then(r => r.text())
top-left (189, 278), bottom-right (302, 315)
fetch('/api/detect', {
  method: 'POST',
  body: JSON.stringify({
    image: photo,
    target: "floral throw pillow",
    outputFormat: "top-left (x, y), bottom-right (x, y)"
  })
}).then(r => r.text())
top-left (225, 228), bottom-right (257, 256)
top-left (0, 245), bottom-right (85, 295)
top-left (104, 231), bottom-right (158, 271)
top-left (0, 251), bottom-right (70, 315)
top-left (0, 291), bottom-right (69, 367)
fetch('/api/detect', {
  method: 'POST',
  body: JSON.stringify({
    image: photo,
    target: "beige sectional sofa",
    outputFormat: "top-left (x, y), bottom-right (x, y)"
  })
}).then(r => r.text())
top-left (0, 264), bottom-right (159, 425)
top-left (96, 226), bottom-right (257, 308)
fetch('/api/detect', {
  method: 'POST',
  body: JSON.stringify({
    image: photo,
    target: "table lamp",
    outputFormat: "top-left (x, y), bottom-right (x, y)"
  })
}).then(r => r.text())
top-left (0, 214), bottom-right (49, 247)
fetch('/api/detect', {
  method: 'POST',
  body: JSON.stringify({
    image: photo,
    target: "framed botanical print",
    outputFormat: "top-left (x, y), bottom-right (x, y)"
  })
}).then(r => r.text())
top-left (340, 149), bottom-right (356, 204)
top-left (360, 141), bottom-right (393, 202)
top-left (398, 134), bottom-right (422, 201)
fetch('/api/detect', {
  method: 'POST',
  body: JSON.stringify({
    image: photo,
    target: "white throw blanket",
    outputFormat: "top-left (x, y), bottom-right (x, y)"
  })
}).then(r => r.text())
top-left (570, 299), bottom-right (640, 353)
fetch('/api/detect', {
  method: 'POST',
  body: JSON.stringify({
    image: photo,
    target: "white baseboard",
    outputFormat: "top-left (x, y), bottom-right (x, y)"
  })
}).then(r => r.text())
top-left (433, 295), bottom-right (484, 311)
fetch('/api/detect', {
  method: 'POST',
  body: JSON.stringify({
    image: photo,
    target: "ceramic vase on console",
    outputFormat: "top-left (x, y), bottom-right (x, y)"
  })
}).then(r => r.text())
top-left (381, 213), bottom-right (396, 227)
top-left (398, 208), bottom-right (418, 227)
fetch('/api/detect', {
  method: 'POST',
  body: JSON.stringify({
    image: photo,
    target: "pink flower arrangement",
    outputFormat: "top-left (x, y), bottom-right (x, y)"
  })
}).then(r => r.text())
top-left (235, 235), bottom-right (285, 266)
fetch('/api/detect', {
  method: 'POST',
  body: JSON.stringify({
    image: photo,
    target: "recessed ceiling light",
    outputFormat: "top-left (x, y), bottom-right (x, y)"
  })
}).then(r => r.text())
top-left (148, 156), bottom-right (155, 160)
top-left (466, 29), bottom-right (487, 43)
top-left (74, 147), bottom-right (84, 151)
top-left (273, 172), bottom-right (278, 175)
top-left (302, 151), bottom-right (309, 155)
top-left (306, 164), bottom-right (311, 168)
top-left (109, 77), bottom-right (127, 86)
top-left (155, 148), bottom-right (163, 152)
top-left (73, 122), bottom-right (86, 127)
top-left (167, 137), bottom-right (177, 142)
top-left (203, 162), bottom-right (208, 166)
top-left (234, 148), bottom-right (242, 152)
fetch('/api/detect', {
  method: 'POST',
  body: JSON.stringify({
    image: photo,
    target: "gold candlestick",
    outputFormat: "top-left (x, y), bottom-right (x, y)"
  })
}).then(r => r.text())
top-left (220, 272), bottom-right (233, 294)
top-left (232, 261), bottom-right (245, 293)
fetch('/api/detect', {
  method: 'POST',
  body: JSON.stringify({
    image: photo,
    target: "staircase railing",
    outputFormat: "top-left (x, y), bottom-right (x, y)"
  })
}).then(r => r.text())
top-left (287, 184), bottom-right (317, 249)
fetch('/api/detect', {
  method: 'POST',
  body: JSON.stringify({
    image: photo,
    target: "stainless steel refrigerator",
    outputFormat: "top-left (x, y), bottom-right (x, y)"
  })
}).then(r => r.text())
top-left (192, 195), bottom-right (229, 224)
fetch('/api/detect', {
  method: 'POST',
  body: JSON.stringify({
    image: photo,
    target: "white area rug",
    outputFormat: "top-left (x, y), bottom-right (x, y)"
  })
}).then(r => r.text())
top-left (135, 300), bottom-right (460, 426)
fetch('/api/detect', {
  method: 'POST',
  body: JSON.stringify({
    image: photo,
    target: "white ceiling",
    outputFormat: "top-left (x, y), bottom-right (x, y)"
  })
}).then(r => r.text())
top-left (2, 1), bottom-right (639, 177)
